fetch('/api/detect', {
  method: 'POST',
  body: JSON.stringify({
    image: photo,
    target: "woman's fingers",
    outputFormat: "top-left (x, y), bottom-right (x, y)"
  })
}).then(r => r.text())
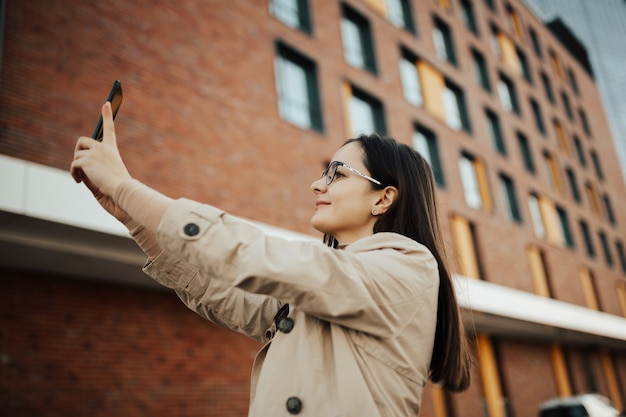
top-left (101, 102), bottom-right (117, 146)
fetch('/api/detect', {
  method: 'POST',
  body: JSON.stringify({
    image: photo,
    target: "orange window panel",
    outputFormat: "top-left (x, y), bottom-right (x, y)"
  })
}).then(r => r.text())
top-left (477, 335), bottom-right (506, 417)
top-left (431, 385), bottom-right (448, 417)
top-left (497, 32), bottom-right (521, 75)
top-left (545, 153), bottom-right (563, 193)
top-left (508, 9), bottom-right (525, 41)
top-left (538, 196), bottom-right (564, 246)
top-left (550, 51), bottom-right (565, 80)
top-left (417, 61), bottom-right (446, 122)
top-left (340, 82), bottom-right (353, 139)
top-left (434, 0), bottom-right (451, 11)
top-left (526, 245), bottom-right (551, 297)
top-left (363, 0), bottom-right (386, 16)
top-left (617, 284), bottom-right (626, 317)
top-left (451, 214), bottom-right (481, 279)
top-left (579, 266), bottom-right (600, 310)
top-left (600, 352), bottom-right (624, 411)
top-left (474, 158), bottom-right (493, 211)
top-left (554, 120), bottom-right (570, 154)
top-left (585, 182), bottom-right (602, 216)
top-left (550, 345), bottom-right (573, 397)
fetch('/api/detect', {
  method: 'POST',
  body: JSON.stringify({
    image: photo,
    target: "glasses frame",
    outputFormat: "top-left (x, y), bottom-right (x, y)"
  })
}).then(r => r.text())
top-left (322, 161), bottom-right (383, 186)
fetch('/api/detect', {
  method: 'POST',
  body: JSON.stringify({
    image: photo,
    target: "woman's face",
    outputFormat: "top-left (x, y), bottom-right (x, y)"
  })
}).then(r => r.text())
top-left (310, 142), bottom-right (382, 244)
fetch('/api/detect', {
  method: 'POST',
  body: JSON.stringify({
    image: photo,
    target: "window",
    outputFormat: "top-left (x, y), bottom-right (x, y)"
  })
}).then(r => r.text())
top-left (418, 62), bottom-right (470, 132)
top-left (590, 150), bottom-right (604, 181)
top-left (433, 17), bottom-right (457, 65)
top-left (543, 151), bottom-right (562, 192)
top-left (527, 245), bottom-right (552, 296)
top-left (518, 48), bottom-right (532, 83)
top-left (270, 0), bottom-right (312, 33)
top-left (530, 99), bottom-right (546, 135)
top-left (484, 0), bottom-right (496, 12)
top-left (529, 27), bottom-right (542, 58)
top-left (557, 206), bottom-right (575, 248)
top-left (573, 135), bottom-right (587, 167)
top-left (444, 82), bottom-right (471, 132)
top-left (274, 43), bottom-right (323, 131)
top-left (499, 173), bottom-right (522, 222)
top-left (498, 74), bottom-right (520, 114)
top-left (549, 49), bottom-right (565, 80)
top-left (616, 240), bottom-right (626, 274)
top-left (565, 167), bottom-right (581, 203)
top-left (585, 181), bottom-right (602, 217)
top-left (579, 108), bottom-right (592, 137)
top-left (602, 194), bottom-right (616, 225)
top-left (530, 196), bottom-right (573, 248)
top-left (451, 214), bottom-right (483, 279)
top-left (485, 109), bottom-right (506, 155)
top-left (341, 5), bottom-right (377, 74)
top-left (506, 4), bottom-right (524, 40)
top-left (399, 49), bottom-right (422, 106)
top-left (553, 119), bottom-right (570, 154)
top-left (386, 0), bottom-right (415, 33)
top-left (567, 68), bottom-right (579, 95)
top-left (528, 193), bottom-right (545, 239)
top-left (561, 91), bottom-right (574, 121)
top-left (460, 0), bottom-right (478, 34)
top-left (472, 49), bottom-right (491, 92)
top-left (413, 124), bottom-right (445, 186)
top-left (342, 83), bottom-right (386, 137)
top-left (491, 26), bottom-right (523, 76)
top-left (580, 267), bottom-right (600, 310)
top-left (541, 72), bottom-right (555, 104)
top-left (459, 153), bottom-right (492, 210)
top-left (599, 231), bottom-right (614, 267)
top-left (580, 219), bottom-right (595, 258)
top-left (517, 131), bottom-right (535, 173)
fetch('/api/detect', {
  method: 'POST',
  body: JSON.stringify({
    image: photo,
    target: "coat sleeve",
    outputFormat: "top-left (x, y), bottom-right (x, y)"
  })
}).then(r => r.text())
top-left (155, 199), bottom-right (439, 338)
top-left (142, 251), bottom-right (282, 343)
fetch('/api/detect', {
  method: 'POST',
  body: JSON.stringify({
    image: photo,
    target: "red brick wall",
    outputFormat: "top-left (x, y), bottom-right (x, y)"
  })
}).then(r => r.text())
top-left (0, 269), bottom-right (261, 417)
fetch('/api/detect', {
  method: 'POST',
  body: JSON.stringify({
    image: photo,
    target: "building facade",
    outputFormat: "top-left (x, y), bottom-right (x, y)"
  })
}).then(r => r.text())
top-left (1, 0), bottom-right (626, 416)
top-left (523, 0), bottom-right (626, 181)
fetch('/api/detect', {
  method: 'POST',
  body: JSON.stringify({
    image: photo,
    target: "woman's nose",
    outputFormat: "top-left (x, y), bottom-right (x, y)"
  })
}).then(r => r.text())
top-left (311, 177), bottom-right (327, 194)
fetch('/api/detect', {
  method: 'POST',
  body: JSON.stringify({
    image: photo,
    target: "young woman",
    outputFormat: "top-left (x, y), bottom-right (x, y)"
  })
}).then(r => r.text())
top-left (71, 102), bottom-right (473, 416)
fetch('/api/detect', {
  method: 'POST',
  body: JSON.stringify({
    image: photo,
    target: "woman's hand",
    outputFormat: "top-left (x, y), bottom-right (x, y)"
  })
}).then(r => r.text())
top-left (70, 102), bottom-right (133, 220)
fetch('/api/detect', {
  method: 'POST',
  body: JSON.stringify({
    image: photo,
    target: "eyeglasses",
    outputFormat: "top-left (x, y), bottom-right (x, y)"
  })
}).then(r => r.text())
top-left (321, 161), bottom-right (382, 186)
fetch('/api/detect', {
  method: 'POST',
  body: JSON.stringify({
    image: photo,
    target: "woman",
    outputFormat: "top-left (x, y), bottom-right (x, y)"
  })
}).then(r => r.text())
top-left (71, 102), bottom-right (473, 416)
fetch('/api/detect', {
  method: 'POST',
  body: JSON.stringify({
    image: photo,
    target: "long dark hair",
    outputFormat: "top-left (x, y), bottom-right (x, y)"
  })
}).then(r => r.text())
top-left (326, 133), bottom-right (473, 392)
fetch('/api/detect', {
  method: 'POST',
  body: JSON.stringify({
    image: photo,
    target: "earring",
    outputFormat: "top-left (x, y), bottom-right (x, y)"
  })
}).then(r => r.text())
top-left (371, 209), bottom-right (378, 216)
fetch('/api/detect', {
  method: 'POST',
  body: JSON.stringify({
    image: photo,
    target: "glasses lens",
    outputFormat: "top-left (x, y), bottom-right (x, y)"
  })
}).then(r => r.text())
top-left (326, 162), bottom-right (339, 185)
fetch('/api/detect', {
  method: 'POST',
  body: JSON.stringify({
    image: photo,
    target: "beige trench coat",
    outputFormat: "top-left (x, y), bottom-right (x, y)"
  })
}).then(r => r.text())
top-left (143, 199), bottom-right (439, 416)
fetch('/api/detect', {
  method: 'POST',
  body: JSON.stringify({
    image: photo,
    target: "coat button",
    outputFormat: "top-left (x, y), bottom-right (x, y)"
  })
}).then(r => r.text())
top-left (277, 317), bottom-right (294, 333)
top-left (183, 223), bottom-right (200, 236)
top-left (286, 396), bottom-right (302, 414)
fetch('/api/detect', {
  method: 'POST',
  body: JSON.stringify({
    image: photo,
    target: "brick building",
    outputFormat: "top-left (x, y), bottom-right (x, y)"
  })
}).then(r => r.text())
top-left (1, 0), bottom-right (625, 416)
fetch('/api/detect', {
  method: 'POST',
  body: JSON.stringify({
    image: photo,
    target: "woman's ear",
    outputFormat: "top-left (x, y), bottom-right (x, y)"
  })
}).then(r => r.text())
top-left (373, 186), bottom-right (398, 215)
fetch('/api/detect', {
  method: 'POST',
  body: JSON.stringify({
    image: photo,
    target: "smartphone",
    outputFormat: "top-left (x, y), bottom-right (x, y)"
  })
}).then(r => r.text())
top-left (91, 80), bottom-right (123, 141)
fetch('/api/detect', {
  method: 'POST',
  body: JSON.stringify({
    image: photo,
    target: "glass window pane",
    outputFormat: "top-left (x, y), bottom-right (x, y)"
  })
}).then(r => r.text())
top-left (275, 55), bottom-right (311, 129)
top-left (443, 87), bottom-right (462, 130)
top-left (399, 58), bottom-right (422, 106)
top-left (498, 80), bottom-right (513, 112)
top-left (528, 195), bottom-right (545, 238)
top-left (271, 0), bottom-right (301, 29)
top-left (460, 156), bottom-right (482, 209)
top-left (433, 26), bottom-right (448, 62)
top-left (341, 18), bottom-right (365, 68)
top-left (350, 95), bottom-right (375, 136)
